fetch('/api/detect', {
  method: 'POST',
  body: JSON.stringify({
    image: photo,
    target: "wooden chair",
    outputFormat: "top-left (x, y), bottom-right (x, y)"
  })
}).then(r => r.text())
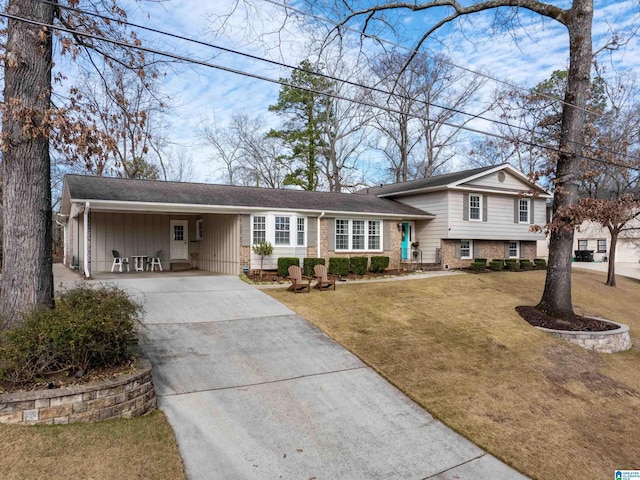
top-left (287, 265), bottom-right (312, 293)
top-left (111, 250), bottom-right (130, 272)
top-left (313, 264), bottom-right (336, 291)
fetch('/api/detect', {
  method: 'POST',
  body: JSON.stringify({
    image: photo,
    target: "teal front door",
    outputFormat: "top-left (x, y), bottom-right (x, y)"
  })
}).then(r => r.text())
top-left (401, 222), bottom-right (410, 261)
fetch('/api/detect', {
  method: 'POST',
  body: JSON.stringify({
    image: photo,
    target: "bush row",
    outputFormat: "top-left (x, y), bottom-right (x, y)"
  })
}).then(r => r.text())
top-left (0, 285), bottom-right (143, 385)
top-left (277, 256), bottom-right (390, 277)
top-left (471, 257), bottom-right (547, 272)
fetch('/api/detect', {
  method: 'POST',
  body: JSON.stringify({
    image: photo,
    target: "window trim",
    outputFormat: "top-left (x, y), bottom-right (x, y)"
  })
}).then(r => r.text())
top-left (469, 194), bottom-right (482, 222)
top-left (274, 215), bottom-right (291, 246)
top-left (196, 219), bottom-right (204, 241)
top-left (508, 240), bottom-right (519, 258)
top-left (597, 239), bottom-right (607, 253)
top-left (251, 214), bottom-right (307, 247)
top-left (252, 215), bottom-right (267, 245)
top-left (334, 218), bottom-right (384, 252)
top-left (577, 239), bottom-right (588, 250)
top-left (296, 217), bottom-right (306, 247)
top-left (518, 199), bottom-right (530, 224)
top-left (460, 240), bottom-right (472, 259)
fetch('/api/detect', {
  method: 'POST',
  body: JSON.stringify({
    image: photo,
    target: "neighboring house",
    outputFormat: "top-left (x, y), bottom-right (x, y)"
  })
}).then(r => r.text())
top-left (572, 217), bottom-right (640, 263)
top-left (59, 164), bottom-right (550, 277)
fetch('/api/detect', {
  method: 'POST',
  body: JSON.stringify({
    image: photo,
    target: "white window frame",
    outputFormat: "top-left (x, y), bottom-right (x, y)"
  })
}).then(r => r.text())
top-left (274, 216), bottom-right (291, 246)
top-left (519, 199), bottom-right (530, 224)
top-left (334, 219), bottom-right (384, 252)
top-left (196, 219), bottom-right (204, 240)
top-left (508, 240), bottom-right (519, 258)
top-left (368, 220), bottom-right (381, 250)
top-left (469, 194), bottom-right (482, 221)
top-left (460, 240), bottom-right (472, 259)
top-left (297, 217), bottom-right (306, 247)
top-left (252, 215), bottom-right (266, 245)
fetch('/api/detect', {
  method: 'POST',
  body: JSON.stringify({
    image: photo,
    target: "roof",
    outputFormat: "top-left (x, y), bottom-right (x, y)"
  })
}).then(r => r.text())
top-left (357, 164), bottom-right (550, 197)
top-left (62, 175), bottom-right (433, 218)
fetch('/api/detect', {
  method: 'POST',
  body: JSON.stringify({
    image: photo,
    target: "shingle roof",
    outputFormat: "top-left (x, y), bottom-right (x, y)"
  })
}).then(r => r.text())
top-left (63, 175), bottom-right (433, 217)
top-left (357, 165), bottom-right (502, 196)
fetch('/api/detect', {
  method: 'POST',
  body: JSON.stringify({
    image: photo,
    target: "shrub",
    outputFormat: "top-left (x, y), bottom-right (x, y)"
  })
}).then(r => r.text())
top-left (470, 262), bottom-right (486, 272)
top-left (303, 257), bottom-right (325, 276)
top-left (328, 257), bottom-right (350, 276)
top-left (277, 257), bottom-right (299, 277)
top-left (251, 241), bottom-right (273, 277)
top-left (370, 256), bottom-right (390, 273)
top-left (534, 258), bottom-right (547, 269)
top-left (505, 259), bottom-right (520, 271)
top-left (519, 259), bottom-right (533, 270)
top-left (350, 257), bottom-right (368, 275)
top-left (491, 259), bottom-right (505, 266)
top-left (489, 260), bottom-right (504, 271)
top-left (474, 258), bottom-right (487, 265)
top-left (0, 285), bottom-right (143, 384)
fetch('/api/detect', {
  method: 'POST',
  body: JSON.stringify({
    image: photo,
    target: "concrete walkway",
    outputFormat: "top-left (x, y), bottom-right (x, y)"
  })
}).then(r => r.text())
top-left (572, 261), bottom-right (640, 281)
top-left (54, 265), bottom-right (526, 479)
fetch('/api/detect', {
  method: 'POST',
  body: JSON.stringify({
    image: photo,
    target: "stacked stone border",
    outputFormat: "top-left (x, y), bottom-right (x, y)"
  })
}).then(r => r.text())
top-left (0, 358), bottom-right (156, 425)
top-left (536, 319), bottom-right (632, 353)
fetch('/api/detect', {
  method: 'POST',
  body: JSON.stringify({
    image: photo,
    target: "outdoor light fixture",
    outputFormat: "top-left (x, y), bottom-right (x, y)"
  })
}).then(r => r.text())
top-left (397, 222), bottom-right (403, 231)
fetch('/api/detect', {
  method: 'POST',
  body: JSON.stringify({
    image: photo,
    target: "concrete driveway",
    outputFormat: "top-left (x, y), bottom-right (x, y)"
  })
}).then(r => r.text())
top-left (95, 274), bottom-right (526, 480)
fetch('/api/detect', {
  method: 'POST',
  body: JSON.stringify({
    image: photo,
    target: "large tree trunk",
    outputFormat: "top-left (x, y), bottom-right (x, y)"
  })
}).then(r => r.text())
top-left (606, 227), bottom-right (618, 287)
top-left (1, 0), bottom-right (55, 328)
top-left (537, 0), bottom-right (593, 320)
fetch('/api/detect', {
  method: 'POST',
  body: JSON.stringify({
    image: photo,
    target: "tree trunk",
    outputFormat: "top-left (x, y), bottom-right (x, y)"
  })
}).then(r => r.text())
top-left (606, 227), bottom-right (618, 287)
top-left (1, 0), bottom-right (55, 328)
top-left (537, 0), bottom-right (593, 320)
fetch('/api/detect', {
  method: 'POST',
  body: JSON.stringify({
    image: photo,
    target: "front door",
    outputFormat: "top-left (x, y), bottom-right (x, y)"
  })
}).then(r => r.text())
top-left (170, 220), bottom-right (189, 260)
top-left (401, 222), bottom-right (411, 261)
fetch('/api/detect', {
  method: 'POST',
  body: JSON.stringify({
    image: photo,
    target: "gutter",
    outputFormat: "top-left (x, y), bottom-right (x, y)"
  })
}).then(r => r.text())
top-left (83, 202), bottom-right (90, 278)
top-left (317, 211), bottom-right (325, 258)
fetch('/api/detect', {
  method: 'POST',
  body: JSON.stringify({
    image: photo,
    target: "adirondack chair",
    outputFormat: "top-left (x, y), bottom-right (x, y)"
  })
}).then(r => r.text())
top-left (287, 265), bottom-right (312, 293)
top-left (313, 264), bottom-right (336, 291)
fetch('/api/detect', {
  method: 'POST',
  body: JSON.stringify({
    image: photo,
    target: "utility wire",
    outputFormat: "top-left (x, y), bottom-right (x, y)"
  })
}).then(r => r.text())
top-left (32, 0), bottom-right (638, 165)
top-left (3, 10), bottom-right (640, 173)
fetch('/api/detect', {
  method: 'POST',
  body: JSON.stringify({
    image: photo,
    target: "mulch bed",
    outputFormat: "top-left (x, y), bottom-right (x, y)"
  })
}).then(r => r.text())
top-left (516, 305), bottom-right (618, 332)
top-left (245, 269), bottom-right (408, 283)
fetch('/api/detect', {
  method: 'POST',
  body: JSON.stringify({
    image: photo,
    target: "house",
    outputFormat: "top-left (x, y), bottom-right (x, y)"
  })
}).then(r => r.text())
top-left (572, 218), bottom-right (640, 263)
top-left (59, 164), bottom-right (550, 277)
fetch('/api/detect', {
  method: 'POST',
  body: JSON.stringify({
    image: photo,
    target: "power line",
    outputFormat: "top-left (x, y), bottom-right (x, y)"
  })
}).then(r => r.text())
top-left (38, 0), bottom-right (640, 167)
top-left (3, 9), bottom-right (640, 173)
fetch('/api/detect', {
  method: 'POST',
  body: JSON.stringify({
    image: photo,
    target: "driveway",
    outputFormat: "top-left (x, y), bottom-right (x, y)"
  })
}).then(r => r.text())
top-left (87, 273), bottom-right (525, 480)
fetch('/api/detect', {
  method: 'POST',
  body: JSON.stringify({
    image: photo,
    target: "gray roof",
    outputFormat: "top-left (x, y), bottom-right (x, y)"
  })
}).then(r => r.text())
top-left (63, 175), bottom-right (433, 217)
top-left (357, 165), bottom-right (502, 196)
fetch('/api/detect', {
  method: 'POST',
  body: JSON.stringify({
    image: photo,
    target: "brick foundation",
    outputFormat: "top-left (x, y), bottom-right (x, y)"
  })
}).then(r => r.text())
top-left (441, 240), bottom-right (538, 269)
top-left (0, 358), bottom-right (156, 425)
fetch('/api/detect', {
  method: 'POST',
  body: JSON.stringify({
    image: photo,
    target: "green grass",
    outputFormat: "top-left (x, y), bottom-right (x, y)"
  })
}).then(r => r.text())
top-left (267, 269), bottom-right (640, 480)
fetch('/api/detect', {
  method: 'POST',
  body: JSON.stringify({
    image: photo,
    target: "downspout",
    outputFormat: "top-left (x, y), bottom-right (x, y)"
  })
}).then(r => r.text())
top-left (83, 202), bottom-right (90, 278)
top-left (317, 211), bottom-right (325, 258)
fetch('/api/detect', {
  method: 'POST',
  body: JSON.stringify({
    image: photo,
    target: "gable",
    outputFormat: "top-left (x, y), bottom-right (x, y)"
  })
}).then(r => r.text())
top-left (460, 170), bottom-right (539, 193)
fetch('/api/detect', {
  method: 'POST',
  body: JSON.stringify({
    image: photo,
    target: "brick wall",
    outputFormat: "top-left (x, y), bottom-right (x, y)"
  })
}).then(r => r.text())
top-left (442, 240), bottom-right (539, 269)
top-left (0, 358), bottom-right (156, 425)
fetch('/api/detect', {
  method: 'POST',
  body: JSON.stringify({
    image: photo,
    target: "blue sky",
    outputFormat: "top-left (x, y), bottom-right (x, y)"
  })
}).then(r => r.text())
top-left (114, 0), bottom-right (640, 183)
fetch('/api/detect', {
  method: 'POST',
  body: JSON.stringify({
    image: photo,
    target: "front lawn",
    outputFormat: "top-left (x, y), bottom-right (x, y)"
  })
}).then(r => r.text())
top-left (266, 269), bottom-right (640, 480)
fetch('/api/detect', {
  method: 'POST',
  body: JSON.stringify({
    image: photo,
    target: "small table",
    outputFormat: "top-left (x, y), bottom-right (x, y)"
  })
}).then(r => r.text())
top-left (131, 255), bottom-right (148, 272)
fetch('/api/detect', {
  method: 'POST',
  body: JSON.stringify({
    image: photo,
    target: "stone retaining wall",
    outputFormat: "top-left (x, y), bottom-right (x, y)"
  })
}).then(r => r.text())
top-left (537, 319), bottom-right (632, 353)
top-left (0, 358), bottom-right (156, 425)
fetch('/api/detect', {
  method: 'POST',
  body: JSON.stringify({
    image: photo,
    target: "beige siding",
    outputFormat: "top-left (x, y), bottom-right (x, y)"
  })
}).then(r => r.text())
top-left (250, 246), bottom-right (307, 270)
top-left (195, 214), bottom-right (241, 274)
top-left (574, 218), bottom-right (640, 263)
top-left (463, 170), bottom-right (532, 190)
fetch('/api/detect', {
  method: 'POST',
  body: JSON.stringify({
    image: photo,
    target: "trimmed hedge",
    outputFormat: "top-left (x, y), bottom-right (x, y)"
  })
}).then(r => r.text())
top-left (328, 257), bottom-right (350, 276)
top-left (303, 257), bottom-right (325, 276)
top-left (489, 260), bottom-right (504, 271)
top-left (505, 259), bottom-right (520, 271)
top-left (370, 256), bottom-right (390, 273)
top-left (491, 259), bottom-right (505, 266)
top-left (471, 261), bottom-right (486, 272)
top-left (519, 259), bottom-right (533, 270)
top-left (350, 257), bottom-right (368, 275)
top-left (474, 258), bottom-right (487, 265)
top-left (277, 257), bottom-right (300, 277)
top-left (534, 258), bottom-right (547, 269)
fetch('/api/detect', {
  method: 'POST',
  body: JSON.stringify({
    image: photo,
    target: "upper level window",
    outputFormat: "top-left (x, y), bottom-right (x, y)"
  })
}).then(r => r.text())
top-left (469, 195), bottom-right (481, 221)
top-left (519, 199), bottom-right (530, 223)
top-left (253, 216), bottom-right (266, 244)
top-left (335, 219), bottom-right (383, 252)
top-left (597, 239), bottom-right (607, 253)
top-left (297, 218), bottom-right (305, 246)
top-left (275, 216), bottom-right (290, 245)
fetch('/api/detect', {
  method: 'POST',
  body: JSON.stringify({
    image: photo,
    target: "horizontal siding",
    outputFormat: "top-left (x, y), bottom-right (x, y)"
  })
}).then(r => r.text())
top-left (463, 170), bottom-right (531, 190)
top-left (251, 246), bottom-right (307, 270)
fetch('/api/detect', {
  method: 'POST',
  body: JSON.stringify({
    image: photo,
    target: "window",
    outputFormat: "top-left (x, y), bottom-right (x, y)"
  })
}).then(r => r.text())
top-left (597, 239), bottom-right (607, 253)
top-left (460, 240), bottom-right (472, 258)
top-left (519, 199), bottom-right (530, 223)
top-left (578, 239), bottom-right (588, 250)
top-left (274, 216), bottom-right (290, 245)
top-left (297, 218), bottom-right (305, 246)
top-left (368, 221), bottom-right (381, 250)
top-left (508, 241), bottom-right (519, 258)
top-left (335, 219), bottom-right (349, 250)
top-left (173, 224), bottom-right (184, 241)
top-left (196, 219), bottom-right (203, 240)
top-left (469, 195), bottom-right (481, 221)
top-left (252, 216), bottom-right (266, 244)
top-left (335, 219), bottom-right (383, 251)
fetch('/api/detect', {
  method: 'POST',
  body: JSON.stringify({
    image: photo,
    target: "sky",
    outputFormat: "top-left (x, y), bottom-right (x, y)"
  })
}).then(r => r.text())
top-left (103, 0), bottom-right (640, 184)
